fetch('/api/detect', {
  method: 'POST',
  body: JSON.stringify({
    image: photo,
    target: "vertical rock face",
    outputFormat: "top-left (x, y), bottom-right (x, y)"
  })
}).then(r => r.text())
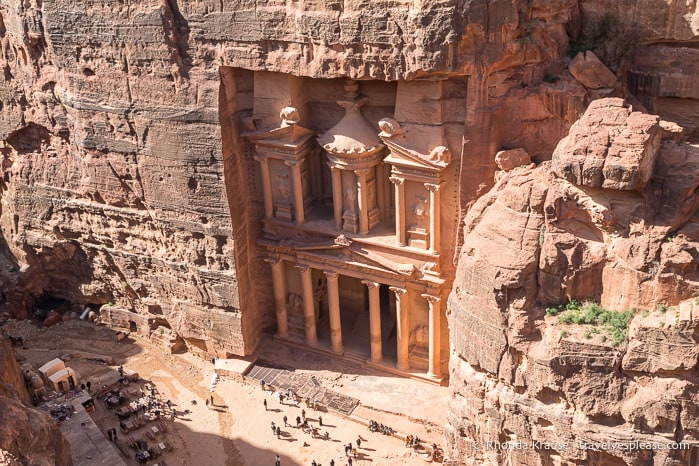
top-left (446, 99), bottom-right (699, 465)
top-left (1, 1), bottom-right (698, 464)
top-left (0, 338), bottom-right (72, 465)
top-left (0, 0), bottom-right (587, 356)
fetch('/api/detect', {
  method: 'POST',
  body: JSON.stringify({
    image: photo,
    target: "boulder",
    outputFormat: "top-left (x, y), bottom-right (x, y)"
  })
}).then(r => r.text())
top-left (551, 98), bottom-right (662, 190)
top-left (569, 51), bottom-right (617, 89)
top-left (43, 311), bottom-right (62, 327)
top-left (495, 148), bottom-right (531, 171)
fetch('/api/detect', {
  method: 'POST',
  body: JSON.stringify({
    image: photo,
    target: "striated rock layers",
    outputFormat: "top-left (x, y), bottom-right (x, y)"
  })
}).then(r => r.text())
top-left (446, 98), bottom-right (699, 465)
top-left (0, 0), bottom-right (596, 356)
top-left (0, 337), bottom-right (72, 465)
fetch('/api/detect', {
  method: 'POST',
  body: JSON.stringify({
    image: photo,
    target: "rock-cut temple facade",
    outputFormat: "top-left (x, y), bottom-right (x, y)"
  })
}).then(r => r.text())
top-left (227, 72), bottom-right (467, 381)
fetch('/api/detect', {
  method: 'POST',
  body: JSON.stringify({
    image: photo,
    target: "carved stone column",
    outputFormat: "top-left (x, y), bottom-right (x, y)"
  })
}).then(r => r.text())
top-left (362, 280), bottom-right (382, 363)
top-left (254, 155), bottom-right (273, 219)
top-left (324, 271), bottom-right (343, 353)
top-left (390, 286), bottom-right (409, 370)
top-left (355, 168), bottom-right (370, 234)
top-left (390, 176), bottom-right (406, 246)
top-left (267, 258), bottom-right (289, 337)
top-left (425, 183), bottom-right (442, 254)
top-left (285, 160), bottom-right (306, 224)
top-left (298, 266), bottom-right (317, 346)
top-left (422, 293), bottom-right (441, 377)
top-left (329, 164), bottom-right (343, 230)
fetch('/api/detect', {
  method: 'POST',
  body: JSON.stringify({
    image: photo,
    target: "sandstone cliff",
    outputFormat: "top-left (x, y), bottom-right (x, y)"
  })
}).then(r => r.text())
top-left (0, 1), bottom-right (698, 464)
top-left (0, 337), bottom-right (72, 465)
top-left (446, 98), bottom-right (698, 465)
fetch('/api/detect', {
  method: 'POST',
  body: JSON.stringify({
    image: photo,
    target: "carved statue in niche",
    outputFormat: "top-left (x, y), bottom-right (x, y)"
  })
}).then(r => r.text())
top-left (286, 292), bottom-right (303, 315)
top-left (413, 196), bottom-right (428, 229)
top-left (275, 173), bottom-right (291, 203)
top-left (344, 187), bottom-right (357, 215)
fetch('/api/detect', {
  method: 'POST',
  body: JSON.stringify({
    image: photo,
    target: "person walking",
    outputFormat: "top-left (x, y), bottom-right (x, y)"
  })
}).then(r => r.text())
top-left (296, 416), bottom-right (301, 427)
top-left (329, 460), bottom-right (334, 466)
top-left (260, 379), bottom-right (266, 391)
top-left (356, 437), bottom-right (361, 448)
top-left (301, 409), bottom-right (306, 420)
top-left (275, 454), bottom-right (281, 466)
top-left (264, 399), bottom-right (268, 411)
top-left (279, 393), bottom-right (284, 405)
top-left (206, 399), bottom-right (210, 408)
top-left (210, 395), bottom-right (214, 406)
top-left (271, 422), bottom-right (276, 434)
top-left (283, 415), bottom-right (288, 427)
top-left (318, 415), bottom-right (323, 426)
top-left (347, 458), bottom-right (352, 466)
top-left (276, 426), bottom-right (281, 438)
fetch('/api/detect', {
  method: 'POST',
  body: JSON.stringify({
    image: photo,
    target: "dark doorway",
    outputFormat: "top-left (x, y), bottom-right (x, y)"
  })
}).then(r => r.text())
top-left (379, 284), bottom-right (397, 362)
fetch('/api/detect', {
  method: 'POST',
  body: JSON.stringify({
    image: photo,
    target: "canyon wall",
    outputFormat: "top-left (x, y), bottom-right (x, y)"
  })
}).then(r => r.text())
top-left (0, 337), bottom-right (72, 465)
top-left (0, 1), bottom-right (698, 464)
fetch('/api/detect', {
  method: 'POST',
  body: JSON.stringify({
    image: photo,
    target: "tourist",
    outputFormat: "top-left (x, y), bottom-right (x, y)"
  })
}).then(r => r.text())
top-left (275, 454), bottom-right (281, 466)
top-left (312, 460), bottom-right (317, 466)
top-left (206, 399), bottom-right (210, 408)
top-left (283, 415), bottom-right (288, 426)
top-left (86, 381), bottom-right (91, 392)
top-left (264, 399), bottom-right (268, 411)
top-left (276, 426), bottom-right (281, 438)
top-left (296, 416), bottom-right (301, 427)
top-left (260, 379), bottom-right (266, 391)
top-left (271, 421), bottom-right (276, 434)
top-left (279, 393), bottom-right (284, 404)
top-left (301, 409), bottom-right (306, 420)
top-left (330, 460), bottom-right (335, 466)
top-left (210, 395), bottom-right (214, 405)
top-left (347, 457), bottom-right (352, 466)
top-left (318, 415), bottom-right (322, 426)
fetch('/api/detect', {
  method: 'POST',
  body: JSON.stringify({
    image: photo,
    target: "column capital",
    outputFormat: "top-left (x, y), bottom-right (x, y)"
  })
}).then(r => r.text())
top-left (296, 265), bottom-right (311, 274)
top-left (324, 270), bottom-right (339, 280)
top-left (424, 182), bottom-right (443, 193)
top-left (327, 162), bottom-right (340, 171)
top-left (361, 280), bottom-right (380, 289)
top-left (421, 293), bottom-right (441, 304)
top-left (354, 168), bottom-right (371, 178)
top-left (284, 160), bottom-right (299, 168)
top-left (253, 155), bottom-right (269, 165)
top-left (389, 286), bottom-right (408, 296)
top-left (265, 257), bottom-right (283, 266)
top-left (389, 175), bottom-right (405, 186)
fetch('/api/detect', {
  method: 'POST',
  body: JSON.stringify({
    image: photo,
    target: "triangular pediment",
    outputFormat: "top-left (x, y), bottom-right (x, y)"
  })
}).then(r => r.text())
top-left (263, 236), bottom-right (422, 278)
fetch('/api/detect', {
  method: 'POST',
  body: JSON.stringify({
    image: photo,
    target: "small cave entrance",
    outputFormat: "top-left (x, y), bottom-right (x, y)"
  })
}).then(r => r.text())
top-left (129, 321), bottom-right (138, 333)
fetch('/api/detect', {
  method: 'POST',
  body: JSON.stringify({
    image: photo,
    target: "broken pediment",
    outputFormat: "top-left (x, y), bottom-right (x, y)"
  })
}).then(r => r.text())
top-left (381, 133), bottom-right (451, 171)
top-left (245, 124), bottom-right (315, 151)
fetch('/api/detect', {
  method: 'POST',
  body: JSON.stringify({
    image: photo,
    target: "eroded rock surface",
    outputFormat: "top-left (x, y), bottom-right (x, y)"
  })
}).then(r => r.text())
top-left (447, 99), bottom-right (699, 465)
top-left (0, 338), bottom-right (72, 466)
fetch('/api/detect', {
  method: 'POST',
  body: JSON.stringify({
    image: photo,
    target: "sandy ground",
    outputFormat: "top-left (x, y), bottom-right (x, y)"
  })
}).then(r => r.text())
top-left (4, 318), bottom-right (449, 466)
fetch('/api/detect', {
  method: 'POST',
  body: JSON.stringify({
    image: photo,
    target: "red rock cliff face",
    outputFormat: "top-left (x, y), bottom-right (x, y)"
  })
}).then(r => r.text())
top-left (446, 99), bottom-right (699, 465)
top-left (0, 338), bottom-right (72, 465)
top-left (0, 0), bottom-right (588, 356)
top-left (0, 1), bottom-right (698, 463)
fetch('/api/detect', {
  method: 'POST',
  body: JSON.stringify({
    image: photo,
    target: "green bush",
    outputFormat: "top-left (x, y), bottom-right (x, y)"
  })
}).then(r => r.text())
top-left (555, 300), bottom-right (636, 347)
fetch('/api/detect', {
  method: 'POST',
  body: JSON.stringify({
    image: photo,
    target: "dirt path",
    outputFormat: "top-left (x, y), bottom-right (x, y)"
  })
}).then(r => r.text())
top-left (5, 319), bottom-right (446, 466)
